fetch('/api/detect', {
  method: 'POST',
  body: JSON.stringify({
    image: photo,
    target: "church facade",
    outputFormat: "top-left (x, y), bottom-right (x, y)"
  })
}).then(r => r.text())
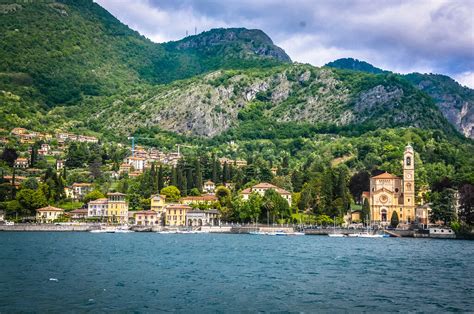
top-left (362, 145), bottom-right (416, 225)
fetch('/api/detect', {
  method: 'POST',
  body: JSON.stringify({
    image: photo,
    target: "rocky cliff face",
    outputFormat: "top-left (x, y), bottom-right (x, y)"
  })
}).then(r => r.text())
top-left (404, 73), bottom-right (474, 138)
top-left (91, 64), bottom-right (452, 138)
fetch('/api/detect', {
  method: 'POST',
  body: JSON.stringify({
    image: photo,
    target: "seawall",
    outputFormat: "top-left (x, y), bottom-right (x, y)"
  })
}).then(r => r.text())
top-left (0, 224), bottom-right (93, 232)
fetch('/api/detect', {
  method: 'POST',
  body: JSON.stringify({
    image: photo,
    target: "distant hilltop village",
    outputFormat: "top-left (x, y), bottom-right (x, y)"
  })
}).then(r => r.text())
top-left (0, 125), bottom-right (468, 234)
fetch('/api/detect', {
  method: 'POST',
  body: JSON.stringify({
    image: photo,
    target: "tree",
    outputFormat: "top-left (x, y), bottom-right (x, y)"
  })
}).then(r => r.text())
top-left (459, 184), bottom-right (474, 225)
top-left (390, 211), bottom-right (399, 228)
top-left (194, 159), bottom-right (203, 192)
top-left (30, 142), bottom-right (39, 167)
top-left (89, 156), bottom-right (102, 179)
top-left (160, 186), bottom-right (181, 202)
top-left (65, 142), bottom-right (89, 168)
top-left (158, 165), bottom-right (164, 192)
top-left (171, 167), bottom-right (177, 187)
top-left (21, 177), bottom-right (39, 190)
top-left (189, 188), bottom-right (201, 196)
top-left (430, 188), bottom-right (456, 225)
top-left (215, 186), bottom-right (231, 205)
top-left (1, 147), bottom-right (18, 167)
top-left (361, 198), bottom-right (370, 223)
top-left (84, 190), bottom-right (105, 204)
top-left (262, 189), bottom-right (290, 223)
top-left (349, 171), bottom-right (370, 204)
top-left (16, 188), bottom-right (48, 216)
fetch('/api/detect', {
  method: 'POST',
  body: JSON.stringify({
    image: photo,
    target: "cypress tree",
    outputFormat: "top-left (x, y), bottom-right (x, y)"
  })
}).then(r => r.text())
top-left (150, 163), bottom-right (156, 191)
top-left (171, 167), bottom-right (178, 187)
top-left (186, 168), bottom-right (193, 192)
top-left (158, 165), bottom-right (164, 192)
top-left (390, 211), bottom-right (399, 228)
top-left (212, 159), bottom-right (218, 183)
top-left (222, 162), bottom-right (229, 184)
top-left (194, 159), bottom-right (203, 192)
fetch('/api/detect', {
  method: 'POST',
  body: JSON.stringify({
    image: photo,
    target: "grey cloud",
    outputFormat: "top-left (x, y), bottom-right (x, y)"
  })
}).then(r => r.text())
top-left (96, 0), bottom-right (474, 87)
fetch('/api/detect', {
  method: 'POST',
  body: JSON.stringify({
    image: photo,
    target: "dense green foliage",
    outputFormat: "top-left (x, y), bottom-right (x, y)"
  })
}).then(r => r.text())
top-left (325, 58), bottom-right (388, 74)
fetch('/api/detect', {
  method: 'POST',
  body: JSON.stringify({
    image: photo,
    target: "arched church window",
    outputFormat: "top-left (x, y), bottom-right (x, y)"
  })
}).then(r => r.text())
top-left (406, 156), bottom-right (411, 166)
top-left (406, 183), bottom-right (412, 191)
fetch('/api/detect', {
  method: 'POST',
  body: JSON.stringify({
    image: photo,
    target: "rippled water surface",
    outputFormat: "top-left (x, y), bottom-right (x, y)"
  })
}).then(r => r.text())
top-left (0, 233), bottom-right (473, 312)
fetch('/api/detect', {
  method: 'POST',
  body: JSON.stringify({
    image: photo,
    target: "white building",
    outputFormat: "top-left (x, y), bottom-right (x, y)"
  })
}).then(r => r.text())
top-left (240, 182), bottom-right (292, 205)
top-left (87, 198), bottom-right (108, 219)
top-left (203, 180), bottom-right (216, 193)
top-left (126, 156), bottom-right (146, 172)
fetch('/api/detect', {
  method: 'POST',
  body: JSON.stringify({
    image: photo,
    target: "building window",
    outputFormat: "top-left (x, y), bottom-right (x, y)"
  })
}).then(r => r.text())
top-left (406, 156), bottom-right (411, 166)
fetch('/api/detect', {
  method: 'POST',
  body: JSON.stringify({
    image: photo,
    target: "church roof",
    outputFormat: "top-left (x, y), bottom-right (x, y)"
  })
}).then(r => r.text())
top-left (372, 172), bottom-right (400, 179)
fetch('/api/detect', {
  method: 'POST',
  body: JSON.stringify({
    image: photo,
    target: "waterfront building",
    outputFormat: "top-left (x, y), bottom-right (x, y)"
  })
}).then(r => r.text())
top-left (36, 206), bottom-right (64, 223)
top-left (14, 157), bottom-right (29, 168)
top-left (180, 194), bottom-right (218, 206)
top-left (362, 145), bottom-right (416, 225)
top-left (87, 198), bottom-right (108, 220)
top-left (186, 209), bottom-right (220, 226)
top-left (241, 182), bottom-right (292, 205)
top-left (107, 192), bottom-right (128, 224)
top-left (134, 210), bottom-right (159, 226)
top-left (69, 208), bottom-right (88, 221)
top-left (72, 183), bottom-right (93, 200)
top-left (151, 194), bottom-right (167, 225)
top-left (416, 203), bottom-right (432, 226)
top-left (165, 204), bottom-right (191, 226)
top-left (203, 180), bottom-right (216, 193)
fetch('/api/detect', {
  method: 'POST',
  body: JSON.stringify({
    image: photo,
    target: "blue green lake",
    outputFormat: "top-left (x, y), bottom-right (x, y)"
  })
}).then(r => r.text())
top-left (0, 233), bottom-right (473, 312)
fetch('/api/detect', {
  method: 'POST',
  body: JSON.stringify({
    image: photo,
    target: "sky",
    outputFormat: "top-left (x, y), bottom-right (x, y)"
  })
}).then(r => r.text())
top-left (95, 0), bottom-right (474, 88)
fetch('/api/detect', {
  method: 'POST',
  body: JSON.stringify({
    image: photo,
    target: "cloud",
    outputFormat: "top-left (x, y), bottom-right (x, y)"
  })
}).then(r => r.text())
top-left (95, 0), bottom-right (474, 88)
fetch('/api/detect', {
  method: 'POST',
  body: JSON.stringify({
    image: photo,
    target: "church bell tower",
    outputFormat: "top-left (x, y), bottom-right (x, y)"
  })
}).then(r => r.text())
top-left (403, 144), bottom-right (415, 221)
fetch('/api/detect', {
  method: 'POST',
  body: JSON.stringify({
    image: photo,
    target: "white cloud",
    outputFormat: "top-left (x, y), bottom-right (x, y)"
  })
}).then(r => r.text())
top-left (453, 71), bottom-right (474, 88)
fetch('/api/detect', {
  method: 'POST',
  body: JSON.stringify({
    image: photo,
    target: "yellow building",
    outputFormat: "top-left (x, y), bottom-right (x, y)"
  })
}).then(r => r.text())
top-left (165, 204), bottom-right (191, 226)
top-left (363, 145), bottom-right (416, 225)
top-left (151, 194), bottom-right (167, 225)
top-left (107, 192), bottom-right (128, 224)
top-left (36, 206), bottom-right (64, 223)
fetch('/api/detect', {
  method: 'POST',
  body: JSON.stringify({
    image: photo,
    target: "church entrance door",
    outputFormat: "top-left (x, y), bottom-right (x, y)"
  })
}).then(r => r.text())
top-left (381, 208), bottom-right (388, 222)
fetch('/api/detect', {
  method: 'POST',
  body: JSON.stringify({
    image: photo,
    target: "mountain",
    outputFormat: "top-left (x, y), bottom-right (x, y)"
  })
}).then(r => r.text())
top-left (326, 58), bottom-right (474, 138)
top-left (325, 58), bottom-right (388, 74)
top-left (0, 0), bottom-right (469, 143)
top-left (0, 0), bottom-right (290, 106)
top-left (78, 64), bottom-right (455, 139)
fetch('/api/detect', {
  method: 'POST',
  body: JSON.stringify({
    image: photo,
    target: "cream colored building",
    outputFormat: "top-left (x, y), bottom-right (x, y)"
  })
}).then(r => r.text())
top-left (107, 192), bottom-right (128, 224)
top-left (36, 206), bottom-right (64, 223)
top-left (134, 210), bottom-right (159, 226)
top-left (363, 145), bottom-right (416, 225)
top-left (180, 195), bottom-right (218, 206)
top-left (203, 180), bottom-right (216, 193)
top-left (241, 183), bottom-right (292, 205)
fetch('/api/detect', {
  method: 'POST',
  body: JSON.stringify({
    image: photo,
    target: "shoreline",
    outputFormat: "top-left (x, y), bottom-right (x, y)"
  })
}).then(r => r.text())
top-left (0, 224), bottom-right (467, 239)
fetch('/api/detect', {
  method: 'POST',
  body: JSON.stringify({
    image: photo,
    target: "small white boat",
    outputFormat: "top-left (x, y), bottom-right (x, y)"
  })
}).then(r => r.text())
top-left (288, 232), bottom-right (305, 236)
top-left (156, 230), bottom-right (178, 234)
top-left (114, 229), bottom-right (134, 233)
top-left (90, 229), bottom-right (109, 233)
top-left (328, 233), bottom-right (346, 237)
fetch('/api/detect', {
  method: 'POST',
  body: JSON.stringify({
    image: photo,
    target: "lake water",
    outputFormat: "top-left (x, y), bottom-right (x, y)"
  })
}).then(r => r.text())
top-left (0, 233), bottom-right (473, 312)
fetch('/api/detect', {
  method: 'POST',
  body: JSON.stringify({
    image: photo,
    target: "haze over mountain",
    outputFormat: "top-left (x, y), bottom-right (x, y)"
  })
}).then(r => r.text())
top-left (0, 0), bottom-right (472, 141)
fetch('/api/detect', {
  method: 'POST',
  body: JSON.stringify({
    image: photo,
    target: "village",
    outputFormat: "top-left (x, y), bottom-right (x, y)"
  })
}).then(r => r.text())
top-left (0, 127), bottom-right (468, 238)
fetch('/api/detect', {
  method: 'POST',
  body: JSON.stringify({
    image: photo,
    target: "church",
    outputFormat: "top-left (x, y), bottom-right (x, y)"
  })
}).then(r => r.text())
top-left (362, 145), bottom-right (416, 225)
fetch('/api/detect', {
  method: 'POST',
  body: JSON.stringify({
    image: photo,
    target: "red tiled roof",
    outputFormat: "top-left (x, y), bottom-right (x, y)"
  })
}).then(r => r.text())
top-left (166, 204), bottom-right (191, 210)
top-left (372, 172), bottom-right (399, 179)
top-left (180, 195), bottom-right (218, 202)
top-left (133, 210), bottom-right (157, 215)
top-left (36, 206), bottom-right (64, 212)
